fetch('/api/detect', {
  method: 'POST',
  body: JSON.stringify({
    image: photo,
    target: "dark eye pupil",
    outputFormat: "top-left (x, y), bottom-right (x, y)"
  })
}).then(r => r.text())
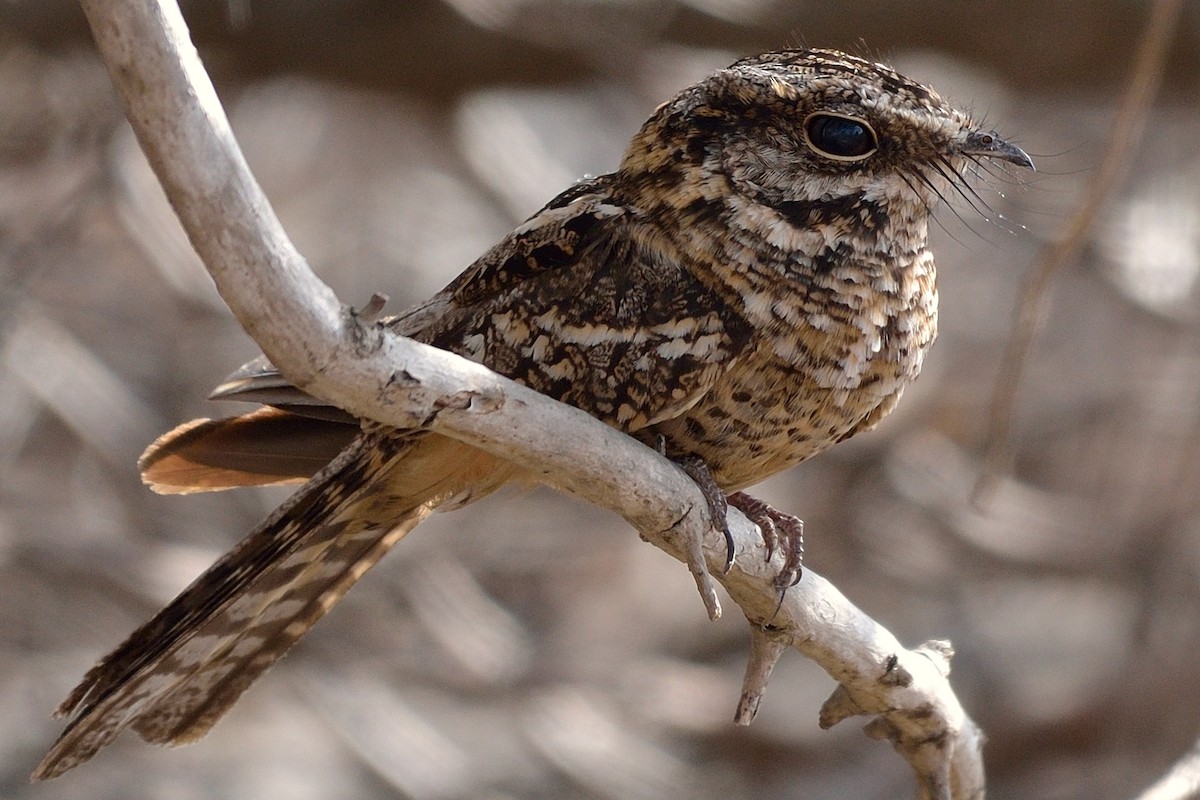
top-left (806, 114), bottom-right (876, 158)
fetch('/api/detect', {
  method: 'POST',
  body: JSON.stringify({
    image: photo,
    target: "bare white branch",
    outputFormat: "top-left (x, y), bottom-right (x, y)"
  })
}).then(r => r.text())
top-left (78, 1), bottom-right (986, 796)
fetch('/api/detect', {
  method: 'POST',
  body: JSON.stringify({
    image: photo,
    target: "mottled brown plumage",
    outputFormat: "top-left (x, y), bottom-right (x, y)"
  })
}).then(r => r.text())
top-left (34, 48), bottom-right (1031, 780)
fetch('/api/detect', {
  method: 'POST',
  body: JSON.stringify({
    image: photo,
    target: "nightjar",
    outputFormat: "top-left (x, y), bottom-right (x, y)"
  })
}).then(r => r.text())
top-left (34, 47), bottom-right (1032, 779)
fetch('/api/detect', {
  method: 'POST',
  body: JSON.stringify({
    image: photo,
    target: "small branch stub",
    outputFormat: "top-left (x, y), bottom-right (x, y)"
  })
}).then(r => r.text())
top-left (735, 623), bottom-right (791, 725)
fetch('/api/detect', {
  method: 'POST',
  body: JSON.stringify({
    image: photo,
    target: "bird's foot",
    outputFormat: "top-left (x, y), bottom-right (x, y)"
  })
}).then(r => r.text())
top-left (674, 459), bottom-right (805, 593)
top-left (727, 492), bottom-right (804, 592)
top-left (677, 457), bottom-right (735, 572)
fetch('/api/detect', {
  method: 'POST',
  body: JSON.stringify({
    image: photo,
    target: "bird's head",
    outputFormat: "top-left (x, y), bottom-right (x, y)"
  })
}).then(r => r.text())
top-left (623, 48), bottom-right (1033, 225)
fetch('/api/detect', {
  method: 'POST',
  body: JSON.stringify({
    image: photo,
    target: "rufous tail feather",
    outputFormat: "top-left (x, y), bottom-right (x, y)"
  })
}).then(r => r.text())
top-left (138, 407), bottom-right (357, 493)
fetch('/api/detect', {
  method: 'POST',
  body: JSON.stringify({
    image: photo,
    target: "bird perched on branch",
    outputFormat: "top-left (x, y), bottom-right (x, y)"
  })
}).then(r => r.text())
top-left (34, 47), bottom-right (1032, 779)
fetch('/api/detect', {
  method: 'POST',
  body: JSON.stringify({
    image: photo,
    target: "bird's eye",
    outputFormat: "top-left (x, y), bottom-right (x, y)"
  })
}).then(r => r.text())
top-left (803, 113), bottom-right (878, 161)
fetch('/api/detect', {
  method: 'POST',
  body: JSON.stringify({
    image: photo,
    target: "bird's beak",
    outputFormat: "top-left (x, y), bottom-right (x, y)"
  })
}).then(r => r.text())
top-left (961, 130), bottom-right (1035, 170)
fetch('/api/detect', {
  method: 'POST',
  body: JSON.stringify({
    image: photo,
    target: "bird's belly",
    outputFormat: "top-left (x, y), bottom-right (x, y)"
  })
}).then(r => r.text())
top-left (648, 324), bottom-right (930, 491)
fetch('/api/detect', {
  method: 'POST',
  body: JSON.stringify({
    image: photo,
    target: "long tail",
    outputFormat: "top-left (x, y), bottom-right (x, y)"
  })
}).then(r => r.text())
top-left (33, 428), bottom-right (510, 780)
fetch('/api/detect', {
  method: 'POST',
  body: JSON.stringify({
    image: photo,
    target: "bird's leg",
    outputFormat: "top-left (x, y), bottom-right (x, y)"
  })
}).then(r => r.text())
top-left (672, 457), bottom-right (806, 590)
top-left (676, 456), bottom-right (736, 572)
top-left (727, 492), bottom-right (804, 591)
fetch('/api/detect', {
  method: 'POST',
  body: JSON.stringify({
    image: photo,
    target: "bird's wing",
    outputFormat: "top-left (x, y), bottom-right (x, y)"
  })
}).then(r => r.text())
top-left (202, 177), bottom-right (624, 413)
top-left (413, 177), bottom-right (752, 431)
top-left (211, 174), bottom-right (752, 434)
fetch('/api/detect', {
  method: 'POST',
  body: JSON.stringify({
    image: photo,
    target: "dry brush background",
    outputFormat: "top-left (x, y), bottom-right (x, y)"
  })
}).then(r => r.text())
top-left (2, 1), bottom-right (1200, 798)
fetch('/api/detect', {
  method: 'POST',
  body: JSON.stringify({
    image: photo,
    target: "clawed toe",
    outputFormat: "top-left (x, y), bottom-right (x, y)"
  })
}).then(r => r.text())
top-left (675, 460), bottom-right (805, 589)
top-left (727, 492), bottom-right (804, 592)
top-left (678, 457), bottom-right (735, 571)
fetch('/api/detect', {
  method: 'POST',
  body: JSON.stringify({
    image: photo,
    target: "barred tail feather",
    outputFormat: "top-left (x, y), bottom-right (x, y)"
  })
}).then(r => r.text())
top-left (33, 431), bottom-right (510, 780)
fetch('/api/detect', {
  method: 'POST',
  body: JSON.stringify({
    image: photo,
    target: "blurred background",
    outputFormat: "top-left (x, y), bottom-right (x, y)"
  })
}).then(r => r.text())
top-left (2, 1), bottom-right (1199, 798)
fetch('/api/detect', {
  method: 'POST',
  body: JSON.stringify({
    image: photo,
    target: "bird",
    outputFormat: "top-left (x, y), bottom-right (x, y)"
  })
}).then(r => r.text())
top-left (33, 47), bottom-right (1032, 780)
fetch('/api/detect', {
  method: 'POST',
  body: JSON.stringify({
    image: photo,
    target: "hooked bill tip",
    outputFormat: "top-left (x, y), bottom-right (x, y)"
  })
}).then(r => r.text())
top-left (962, 130), bottom-right (1035, 171)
